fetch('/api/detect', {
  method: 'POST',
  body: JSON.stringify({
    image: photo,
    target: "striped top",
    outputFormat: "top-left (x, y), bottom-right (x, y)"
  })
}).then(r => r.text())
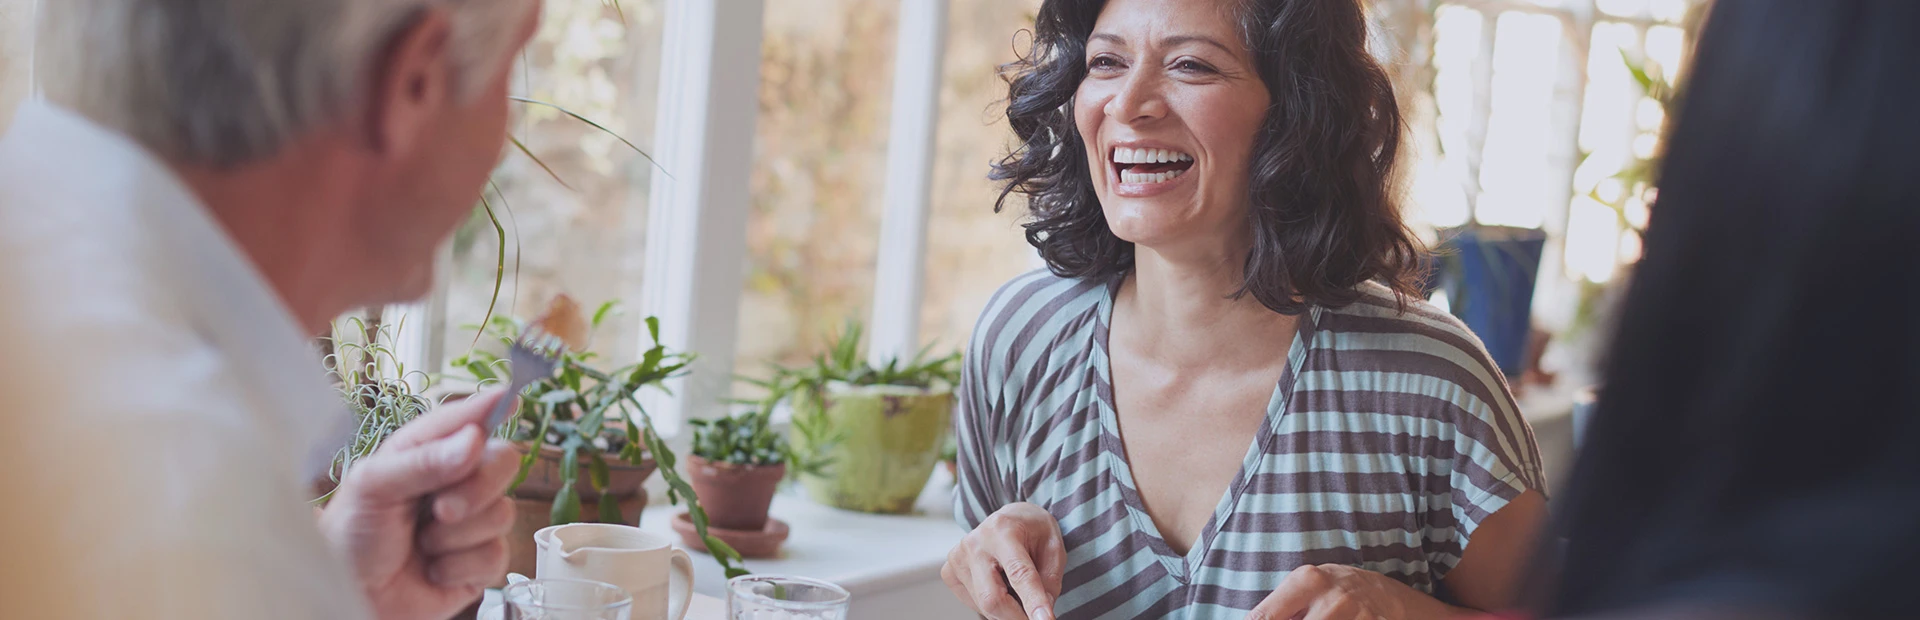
top-left (954, 271), bottom-right (1545, 619)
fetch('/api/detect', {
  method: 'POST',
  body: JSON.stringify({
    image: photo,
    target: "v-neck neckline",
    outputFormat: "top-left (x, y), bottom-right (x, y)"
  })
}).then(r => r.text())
top-left (1089, 276), bottom-right (1321, 584)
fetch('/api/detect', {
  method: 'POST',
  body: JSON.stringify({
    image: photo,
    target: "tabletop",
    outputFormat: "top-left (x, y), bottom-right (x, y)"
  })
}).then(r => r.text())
top-left (478, 589), bottom-right (727, 619)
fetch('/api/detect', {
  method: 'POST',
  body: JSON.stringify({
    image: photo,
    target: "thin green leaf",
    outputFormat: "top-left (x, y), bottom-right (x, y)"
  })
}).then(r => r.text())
top-left (1620, 48), bottom-right (1655, 94)
top-left (509, 96), bottom-right (668, 178)
top-left (470, 193), bottom-right (508, 350)
top-left (598, 493), bottom-right (625, 524)
top-left (591, 300), bottom-right (620, 330)
top-left (508, 134), bottom-right (575, 191)
top-left (538, 388), bottom-right (580, 404)
top-left (606, 0), bottom-right (627, 24)
top-left (588, 452), bottom-right (611, 491)
top-left (551, 483), bottom-right (582, 526)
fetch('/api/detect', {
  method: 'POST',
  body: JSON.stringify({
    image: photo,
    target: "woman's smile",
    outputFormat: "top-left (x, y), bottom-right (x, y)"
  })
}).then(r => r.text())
top-left (1108, 143), bottom-right (1196, 197)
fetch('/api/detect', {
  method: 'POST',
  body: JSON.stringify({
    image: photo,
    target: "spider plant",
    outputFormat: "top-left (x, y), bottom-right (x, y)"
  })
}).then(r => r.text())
top-left (317, 317), bottom-right (438, 504)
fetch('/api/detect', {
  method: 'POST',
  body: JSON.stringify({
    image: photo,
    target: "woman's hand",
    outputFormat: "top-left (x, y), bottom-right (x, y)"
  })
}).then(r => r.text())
top-left (1248, 565), bottom-right (1472, 620)
top-left (941, 502), bottom-right (1067, 620)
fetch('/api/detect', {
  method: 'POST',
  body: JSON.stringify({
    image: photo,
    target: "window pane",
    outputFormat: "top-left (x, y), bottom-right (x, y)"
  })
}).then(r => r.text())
top-left (737, 0), bottom-right (898, 379)
top-left (922, 0), bottom-right (1043, 356)
top-left (1474, 11), bottom-right (1563, 229)
top-left (441, 0), bottom-right (665, 367)
top-left (0, 1), bottom-right (28, 124)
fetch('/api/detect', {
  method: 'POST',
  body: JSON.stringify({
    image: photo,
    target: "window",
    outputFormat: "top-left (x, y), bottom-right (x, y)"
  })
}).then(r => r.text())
top-left (402, 0), bottom-right (1710, 429)
top-left (1393, 0), bottom-right (1706, 332)
top-left (735, 0), bottom-right (899, 382)
top-left (920, 0), bottom-right (1044, 358)
top-left (428, 0), bottom-right (668, 371)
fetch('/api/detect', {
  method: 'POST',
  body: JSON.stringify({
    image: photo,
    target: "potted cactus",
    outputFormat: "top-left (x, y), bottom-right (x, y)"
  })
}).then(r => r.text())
top-left (670, 407), bottom-right (820, 558)
top-left (756, 322), bottom-right (959, 514)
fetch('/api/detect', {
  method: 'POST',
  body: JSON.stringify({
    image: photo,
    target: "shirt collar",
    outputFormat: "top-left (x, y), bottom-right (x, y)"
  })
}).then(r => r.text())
top-left (9, 101), bottom-right (356, 480)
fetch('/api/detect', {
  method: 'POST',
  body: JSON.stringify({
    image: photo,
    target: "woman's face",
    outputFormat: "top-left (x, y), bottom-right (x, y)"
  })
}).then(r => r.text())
top-left (1074, 0), bottom-right (1271, 255)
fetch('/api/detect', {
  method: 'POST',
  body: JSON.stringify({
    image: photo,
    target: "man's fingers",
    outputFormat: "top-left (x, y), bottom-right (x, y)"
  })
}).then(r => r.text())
top-left (1249, 566), bottom-right (1330, 620)
top-left (427, 538), bottom-right (510, 589)
top-left (429, 440), bottom-right (521, 521)
top-left (384, 389), bottom-right (512, 450)
top-left (345, 424), bottom-right (485, 503)
top-left (419, 497), bottom-right (514, 555)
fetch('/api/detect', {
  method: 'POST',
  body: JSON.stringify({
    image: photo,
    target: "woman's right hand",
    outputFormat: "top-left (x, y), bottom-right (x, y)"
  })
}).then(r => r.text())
top-left (942, 502), bottom-right (1067, 620)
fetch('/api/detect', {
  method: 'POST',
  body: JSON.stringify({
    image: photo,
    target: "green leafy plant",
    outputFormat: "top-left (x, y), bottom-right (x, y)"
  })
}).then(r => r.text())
top-left (687, 409), bottom-right (786, 468)
top-left (318, 317), bottom-right (438, 504)
top-left (454, 302), bottom-right (750, 578)
top-left (744, 321), bottom-right (960, 473)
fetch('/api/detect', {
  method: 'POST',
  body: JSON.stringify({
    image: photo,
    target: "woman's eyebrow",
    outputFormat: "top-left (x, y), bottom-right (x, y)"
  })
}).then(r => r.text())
top-left (1088, 32), bottom-right (1236, 56)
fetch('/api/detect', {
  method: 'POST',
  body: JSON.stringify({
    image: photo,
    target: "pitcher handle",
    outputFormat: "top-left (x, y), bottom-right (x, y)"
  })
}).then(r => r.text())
top-left (667, 548), bottom-right (694, 620)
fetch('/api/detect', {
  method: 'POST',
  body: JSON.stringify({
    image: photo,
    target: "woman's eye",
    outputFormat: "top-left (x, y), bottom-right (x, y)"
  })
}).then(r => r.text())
top-left (1173, 59), bottom-right (1216, 74)
top-left (1088, 55), bottom-right (1123, 70)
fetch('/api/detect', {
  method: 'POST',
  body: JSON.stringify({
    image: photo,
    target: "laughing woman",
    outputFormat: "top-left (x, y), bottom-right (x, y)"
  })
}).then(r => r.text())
top-left (942, 0), bottom-right (1548, 619)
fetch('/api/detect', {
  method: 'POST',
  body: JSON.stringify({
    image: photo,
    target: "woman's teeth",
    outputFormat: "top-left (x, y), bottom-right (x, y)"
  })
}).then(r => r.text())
top-left (1112, 147), bottom-right (1195, 185)
top-left (1112, 147), bottom-right (1195, 164)
top-left (1120, 167), bottom-right (1187, 184)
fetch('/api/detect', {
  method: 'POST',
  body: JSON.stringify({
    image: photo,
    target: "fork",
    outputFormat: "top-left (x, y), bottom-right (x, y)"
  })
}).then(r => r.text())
top-left (482, 323), bottom-right (567, 430)
top-left (420, 324), bottom-right (564, 527)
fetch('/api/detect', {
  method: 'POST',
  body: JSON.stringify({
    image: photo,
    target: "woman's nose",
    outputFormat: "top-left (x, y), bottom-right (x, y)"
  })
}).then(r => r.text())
top-left (1104, 70), bottom-right (1168, 125)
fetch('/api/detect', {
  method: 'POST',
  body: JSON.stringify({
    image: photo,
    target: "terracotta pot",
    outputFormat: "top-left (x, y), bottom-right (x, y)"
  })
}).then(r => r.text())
top-left (672, 511), bottom-right (789, 559)
top-left (685, 455), bottom-right (785, 531)
top-left (502, 442), bottom-right (656, 583)
top-left (512, 442), bottom-right (656, 502)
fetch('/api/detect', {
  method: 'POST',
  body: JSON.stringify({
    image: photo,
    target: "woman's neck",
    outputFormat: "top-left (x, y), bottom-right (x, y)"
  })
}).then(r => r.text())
top-left (1118, 243), bottom-right (1297, 368)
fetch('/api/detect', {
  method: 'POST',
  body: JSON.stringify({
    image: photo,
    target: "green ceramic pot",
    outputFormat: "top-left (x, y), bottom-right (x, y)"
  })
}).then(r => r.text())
top-left (790, 383), bottom-right (953, 514)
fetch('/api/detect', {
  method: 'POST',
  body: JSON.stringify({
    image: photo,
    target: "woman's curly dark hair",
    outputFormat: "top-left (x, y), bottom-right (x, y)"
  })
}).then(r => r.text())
top-left (991, 0), bottom-right (1426, 314)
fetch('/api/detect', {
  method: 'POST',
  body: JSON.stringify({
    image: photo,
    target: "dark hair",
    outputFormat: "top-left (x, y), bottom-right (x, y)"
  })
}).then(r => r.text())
top-left (991, 0), bottom-right (1424, 314)
top-left (1542, 1), bottom-right (1920, 618)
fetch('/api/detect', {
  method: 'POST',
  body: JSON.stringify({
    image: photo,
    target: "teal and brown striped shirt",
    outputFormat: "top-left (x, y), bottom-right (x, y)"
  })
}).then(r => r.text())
top-left (954, 271), bottom-right (1545, 619)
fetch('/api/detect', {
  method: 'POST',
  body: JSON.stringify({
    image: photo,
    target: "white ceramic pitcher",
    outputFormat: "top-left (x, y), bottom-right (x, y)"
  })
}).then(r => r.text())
top-left (534, 523), bottom-right (693, 620)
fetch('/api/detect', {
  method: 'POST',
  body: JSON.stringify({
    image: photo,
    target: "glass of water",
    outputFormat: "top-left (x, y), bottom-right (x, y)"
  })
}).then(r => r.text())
top-left (727, 575), bottom-right (850, 620)
top-left (502, 578), bottom-right (633, 620)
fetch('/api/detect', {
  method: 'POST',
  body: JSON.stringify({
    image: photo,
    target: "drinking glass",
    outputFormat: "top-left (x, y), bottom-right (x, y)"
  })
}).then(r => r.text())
top-left (726, 575), bottom-right (851, 620)
top-left (502, 578), bottom-right (633, 620)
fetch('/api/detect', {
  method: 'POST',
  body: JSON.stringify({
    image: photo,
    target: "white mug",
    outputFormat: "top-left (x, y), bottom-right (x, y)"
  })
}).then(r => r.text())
top-left (534, 523), bottom-right (693, 620)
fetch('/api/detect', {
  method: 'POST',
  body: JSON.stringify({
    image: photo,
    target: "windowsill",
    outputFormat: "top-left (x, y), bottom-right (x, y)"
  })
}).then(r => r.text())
top-left (638, 467), bottom-right (968, 601)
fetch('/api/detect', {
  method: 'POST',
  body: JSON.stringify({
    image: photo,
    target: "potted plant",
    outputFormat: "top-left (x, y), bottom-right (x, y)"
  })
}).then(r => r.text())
top-left (757, 322), bottom-right (960, 514)
top-left (454, 295), bottom-right (749, 578)
top-left (669, 407), bottom-right (811, 558)
top-left (315, 317), bottom-right (437, 502)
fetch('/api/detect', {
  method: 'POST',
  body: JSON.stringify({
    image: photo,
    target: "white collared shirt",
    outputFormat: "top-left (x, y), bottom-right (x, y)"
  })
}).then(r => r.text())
top-left (0, 101), bottom-right (372, 619)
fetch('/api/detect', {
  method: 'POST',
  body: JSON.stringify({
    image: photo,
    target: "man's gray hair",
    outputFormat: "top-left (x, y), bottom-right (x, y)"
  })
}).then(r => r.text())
top-left (35, 0), bottom-right (530, 167)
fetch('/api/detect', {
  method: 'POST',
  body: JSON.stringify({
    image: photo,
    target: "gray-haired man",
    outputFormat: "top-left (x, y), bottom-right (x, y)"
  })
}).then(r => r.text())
top-left (0, 0), bottom-right (543, 617)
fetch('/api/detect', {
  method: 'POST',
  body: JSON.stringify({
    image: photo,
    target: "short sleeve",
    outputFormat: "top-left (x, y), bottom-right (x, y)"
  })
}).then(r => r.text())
top-left (1439, 338), bottom-right (1547, 559)
top-left (954, 299), bottom-right (1011, 530)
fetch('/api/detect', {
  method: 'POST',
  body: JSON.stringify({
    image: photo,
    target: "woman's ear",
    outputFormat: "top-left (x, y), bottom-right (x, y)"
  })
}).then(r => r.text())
top-left (364, 7), bottom-right (456, 159)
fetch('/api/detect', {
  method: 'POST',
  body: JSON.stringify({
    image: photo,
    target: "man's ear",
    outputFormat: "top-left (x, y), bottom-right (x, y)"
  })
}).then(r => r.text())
top-left (366, 8), bottom-right (456, 159)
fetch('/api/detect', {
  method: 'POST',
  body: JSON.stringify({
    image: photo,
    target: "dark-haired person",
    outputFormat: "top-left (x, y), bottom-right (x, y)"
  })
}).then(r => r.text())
top-left (941, 0), bottom-right (1546, 618)
top-left (1536, 2), bottom-right (1920, 619)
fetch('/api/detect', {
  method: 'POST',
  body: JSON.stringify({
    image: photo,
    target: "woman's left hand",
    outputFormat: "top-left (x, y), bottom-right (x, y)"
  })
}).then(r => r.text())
top-left (1246, 564), bottom-right (1443, 620)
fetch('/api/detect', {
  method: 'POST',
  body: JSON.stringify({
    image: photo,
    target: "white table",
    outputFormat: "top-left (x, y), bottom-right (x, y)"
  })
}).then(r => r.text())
top-left (638, 471), bottom-right (974, 620)
top-left (479, 589), bottom-right (725, 619)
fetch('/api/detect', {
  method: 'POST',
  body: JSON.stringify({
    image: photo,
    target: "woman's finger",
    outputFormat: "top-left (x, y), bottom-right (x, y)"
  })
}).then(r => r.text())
top-left (419, 496), bottom-right (514, 555)
top-left (989, 536), bottom-right (1057, 619)
top-left (965, 552), bottom-right (1029, 620)
top-left (1248, 566), bottom-right (1332, 620)
top-left (1301, 592), bottom-right (1358, 620)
